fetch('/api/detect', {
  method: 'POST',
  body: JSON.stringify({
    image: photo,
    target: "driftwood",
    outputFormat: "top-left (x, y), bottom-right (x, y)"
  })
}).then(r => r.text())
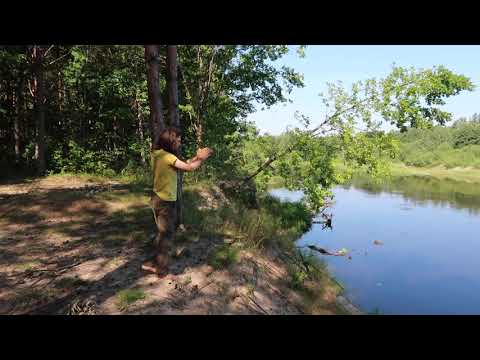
top-left (312, 213), bottom-right (333, 230)
top-left (299, 245), bottom-right (347, 257)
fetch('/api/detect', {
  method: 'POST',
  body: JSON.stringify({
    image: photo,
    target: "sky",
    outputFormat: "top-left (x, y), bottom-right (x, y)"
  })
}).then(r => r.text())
top-left (247, 45), bottom-right (480, 135)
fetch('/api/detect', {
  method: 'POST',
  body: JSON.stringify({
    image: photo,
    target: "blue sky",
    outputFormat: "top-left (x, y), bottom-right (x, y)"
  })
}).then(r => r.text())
top-left (247, 45), bottom-right (480, 135)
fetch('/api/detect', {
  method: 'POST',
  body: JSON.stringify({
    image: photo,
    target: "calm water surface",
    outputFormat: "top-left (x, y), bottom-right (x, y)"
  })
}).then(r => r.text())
top-left (269, 176), bottom-right (480, 314)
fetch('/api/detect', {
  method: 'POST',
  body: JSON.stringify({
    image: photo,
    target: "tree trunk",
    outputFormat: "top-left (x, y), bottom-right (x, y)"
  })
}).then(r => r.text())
top-left (167, 46), bottom-right (179, 128)
top-left (144, 45), bottom-right (165, 140)
top-left (32, 45), bottom-right (46, 175)
top-left (14, 78), bottom-right (24, 165)
top-left (6, 82), bottom-right (14, 159)
top-left (134, 93), bottom-right (146, 165)
top-left (58, 71), bottom-right (63, 112)
top-left (167, 45), bottom-right (184, 228)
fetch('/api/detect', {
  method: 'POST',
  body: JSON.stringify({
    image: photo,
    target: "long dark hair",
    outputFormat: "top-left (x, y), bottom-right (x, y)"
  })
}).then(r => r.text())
top-left (152, 127), bottom-right (181, 154)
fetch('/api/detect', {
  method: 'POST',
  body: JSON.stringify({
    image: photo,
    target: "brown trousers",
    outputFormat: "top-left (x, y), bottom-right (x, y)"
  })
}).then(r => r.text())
top-left (151, 193), bottom-right (176, 268)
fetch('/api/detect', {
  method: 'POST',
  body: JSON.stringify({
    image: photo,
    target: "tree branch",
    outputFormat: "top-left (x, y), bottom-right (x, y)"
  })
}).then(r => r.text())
top-left (27, 81), bottom-right (35, 98)
top-left (177, 63), bottom-right (194, 102)
top-left (48, 52), bottom-right (70, 66)
top-left (43, 45), bottom-right (54, 57)
top-left (199, 45), bottom-right (219, 114)
top-left (241, 78), bottom-right (419, 185)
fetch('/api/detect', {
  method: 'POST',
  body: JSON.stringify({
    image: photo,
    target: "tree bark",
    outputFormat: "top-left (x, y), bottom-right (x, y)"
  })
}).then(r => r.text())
top-left (32, 45), bottom-right (46, 175)
top-left (167, 45), bottom-right (184, 228)
top-left (57, 71), bottom-right (63, 112)
top-left (167, 46), bottom-right (179, 128)
top-left (14, 78), bottom-right (24, 165)
top-left (134, 92), bottom-right (146, 165)
top-left (195, 45), bottom-right (218, 147)
top-left (144, 45), bottom-right (165, 140)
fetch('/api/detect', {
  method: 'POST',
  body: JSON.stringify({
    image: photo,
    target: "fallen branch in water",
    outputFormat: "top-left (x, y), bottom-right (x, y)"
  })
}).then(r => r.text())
top-left (297, 245), bottom-right (347, 256)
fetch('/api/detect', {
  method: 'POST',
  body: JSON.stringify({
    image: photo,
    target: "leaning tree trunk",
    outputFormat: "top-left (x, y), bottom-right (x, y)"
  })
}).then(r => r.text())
top-left (32, 45), bottom-right (46, 176)
top-left (166, 45), bottom-right (184, 229)
top-left (144, 45), bottom-right (165, 140)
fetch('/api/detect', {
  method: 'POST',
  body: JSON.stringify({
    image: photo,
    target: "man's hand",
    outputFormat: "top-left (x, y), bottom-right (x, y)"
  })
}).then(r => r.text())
top-left (175, 148), bottom-right (213, 172)
top-left (196, 147), bottom-right (213, 160)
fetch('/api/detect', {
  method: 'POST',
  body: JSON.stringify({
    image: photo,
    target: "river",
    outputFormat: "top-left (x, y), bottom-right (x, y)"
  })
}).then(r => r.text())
top-left (269, 175), bottom-right (480, 315)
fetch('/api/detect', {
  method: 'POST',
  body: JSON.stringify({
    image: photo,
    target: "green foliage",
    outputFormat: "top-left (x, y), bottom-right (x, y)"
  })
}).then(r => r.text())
top-left (260, 194), bottom-right (312, 232)
top-left (234, 200), bottom-right (310, 249)
top-left (377, 65), bottom-right (474, 131)
top-left (396, 126), bottom-right (454, 150)
top-left (1, 45), bottom-right (306, 182)
top-left (208, 244), bottom-right (240, 269)
top-left (392, 118), bottom-right (480, 169)
top-left (453, 122), bottom-right (480, 148)
top-left (235, 64), bottom-right (473, 211)
top-left (116, 288), bottom-right (146, 311)
top-left (182, 184), bottom-right (311, 250)
top-left (1, 44), bottom-right (473, 219)
top-left (287, 251), bottom-right (329, 291)
top-left (1, 45), bottom-right (152, 174)
top-left (290, 269), bottom-right (308, 290)
top-left (178, 45), bottom-right (305, 179)
top-left (49, 138), bottom-right (150, 175)
top-left (51, 140), bottom-right (109, 174)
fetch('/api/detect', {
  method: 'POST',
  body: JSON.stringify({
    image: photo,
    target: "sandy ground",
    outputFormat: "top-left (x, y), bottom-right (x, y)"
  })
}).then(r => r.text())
top-left (0, 176), bottom-right (352, 315)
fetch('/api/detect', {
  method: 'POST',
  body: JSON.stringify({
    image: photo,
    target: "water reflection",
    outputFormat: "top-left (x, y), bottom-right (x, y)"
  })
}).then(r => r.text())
top-left (345, 175), bottom-right (480, 215)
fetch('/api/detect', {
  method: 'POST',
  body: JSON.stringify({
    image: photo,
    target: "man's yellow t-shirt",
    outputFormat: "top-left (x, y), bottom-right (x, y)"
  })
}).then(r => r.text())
top-left (152, 149), bottom-right (178, 201)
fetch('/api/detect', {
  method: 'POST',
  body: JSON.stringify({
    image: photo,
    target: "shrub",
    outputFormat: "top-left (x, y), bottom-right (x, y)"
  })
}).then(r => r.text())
top-left (208, 244), bottom-right (239, 269)
top-left (453, 123), bottom-right (480, 148)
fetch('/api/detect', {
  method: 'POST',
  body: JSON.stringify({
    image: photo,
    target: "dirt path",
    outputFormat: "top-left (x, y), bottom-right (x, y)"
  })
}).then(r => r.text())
top-left (1, 176), bottom-right (342, 315)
